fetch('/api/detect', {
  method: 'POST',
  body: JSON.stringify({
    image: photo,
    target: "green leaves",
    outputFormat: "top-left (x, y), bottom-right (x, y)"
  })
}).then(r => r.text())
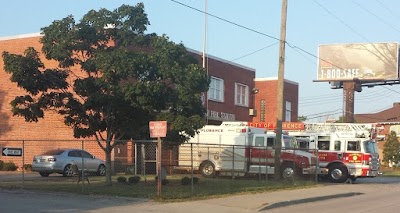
top-left (2, 3), bottom-right (209, 145)
top-left (383, 131), bottom-right (400, 163)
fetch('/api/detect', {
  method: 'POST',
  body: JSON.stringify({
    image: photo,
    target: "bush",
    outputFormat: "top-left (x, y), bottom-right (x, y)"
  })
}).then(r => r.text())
top-left (0, 160), bottom-right (4, 170)
top-left (2, 162), bottom-right (18, 171)
top-left (23, 164), bottom-right (32, 171)
top-left (154, 176), bottom-right (169, 185)
top-left (128, 176), bottom-right (141, 184)
top-left (181, 176), bottom-right (200, 185)
top-left (117, 176), bottom-right (127, 183)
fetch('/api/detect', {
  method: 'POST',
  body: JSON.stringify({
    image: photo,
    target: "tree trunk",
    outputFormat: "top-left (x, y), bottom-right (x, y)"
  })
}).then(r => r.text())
top-left (105, 142), bottom-right (113, 186)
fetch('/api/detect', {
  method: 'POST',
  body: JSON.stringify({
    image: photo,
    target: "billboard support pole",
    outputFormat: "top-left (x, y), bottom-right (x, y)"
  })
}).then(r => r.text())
top-left (343, 81), bottom-right (356, 123)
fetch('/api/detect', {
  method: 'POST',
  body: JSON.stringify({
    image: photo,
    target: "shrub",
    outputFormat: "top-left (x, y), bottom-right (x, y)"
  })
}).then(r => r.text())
top-left (23, 164), bottom-right (32, 171)
top-left (0, 160), bottom-right (4, 170)
top-left (128, 176), bottom-right (141, 184)
top-left (154, 176), bottom-right (169, 185)
top-left (181, 176), bottom-right (191, 185)
top-left (181, 176), bottom-right (200, 185)
top-left (2, 162), bottom-right (18, 171)
top-left (117, 176), bottom-right (127, 183)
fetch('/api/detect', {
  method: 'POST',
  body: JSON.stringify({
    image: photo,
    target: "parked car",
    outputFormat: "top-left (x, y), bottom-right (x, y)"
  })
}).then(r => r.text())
top-left (32, 149), bottom-right (106, 177)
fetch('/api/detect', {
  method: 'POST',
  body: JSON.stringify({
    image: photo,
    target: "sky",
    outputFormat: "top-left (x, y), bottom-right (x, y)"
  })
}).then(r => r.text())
top-left (1, 0), bottom-right (400, 122)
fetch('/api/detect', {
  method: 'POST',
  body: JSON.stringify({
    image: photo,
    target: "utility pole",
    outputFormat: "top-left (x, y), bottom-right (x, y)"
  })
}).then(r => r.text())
top-left (274, 0), bottom-right (288, 180)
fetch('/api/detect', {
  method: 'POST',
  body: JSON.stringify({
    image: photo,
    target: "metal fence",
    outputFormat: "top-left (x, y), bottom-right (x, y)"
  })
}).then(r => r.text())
top-left (0, 139), bottom-right (319, 197)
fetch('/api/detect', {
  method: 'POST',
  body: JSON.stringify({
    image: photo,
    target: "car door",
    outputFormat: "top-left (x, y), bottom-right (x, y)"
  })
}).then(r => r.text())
top-left (79, 150), bottom-right (97, 172)
top-left (67, 150), bottom-right (84, 168)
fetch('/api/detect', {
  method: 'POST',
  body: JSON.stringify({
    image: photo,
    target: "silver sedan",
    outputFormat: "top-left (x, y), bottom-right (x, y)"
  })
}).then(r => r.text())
top-left (32, 149), bottom-right (106, 177)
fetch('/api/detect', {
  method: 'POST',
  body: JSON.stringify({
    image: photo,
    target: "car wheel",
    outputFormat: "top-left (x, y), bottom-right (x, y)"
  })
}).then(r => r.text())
top-left (328, 164), bottom-right (348, 183)
top-left (200, 161), bottom-right (215, 178)
top-left (63, 164), bottom-right (74, 177)
top-left (97, 164), bottom-right (106, 176)
top-left (39, 172), bottom-right (50, 177)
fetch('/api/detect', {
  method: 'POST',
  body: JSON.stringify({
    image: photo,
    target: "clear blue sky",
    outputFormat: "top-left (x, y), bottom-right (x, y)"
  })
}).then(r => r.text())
top-left (2, 0), bottom-right (400, 122)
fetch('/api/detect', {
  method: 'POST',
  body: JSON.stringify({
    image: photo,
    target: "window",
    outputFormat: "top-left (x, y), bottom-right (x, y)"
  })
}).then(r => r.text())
top-left (285, 101), bottom-right (291, 122)
top-left (208, 77), bottom-right (224, 102)
top-left (334, 140), bottom-right (341, 151)
top-left (235, 83), bottom-right (248, 106)
top-left (255, 137), bottom-right (265, 147)
top-left (318, 141), bottom-right (330, 150)
top-left (390, 125), bottom-right (400, 136)
top-left (267, 138), bottom-right (275, 147)
top-left (347, 141), bottom-right (360, 151)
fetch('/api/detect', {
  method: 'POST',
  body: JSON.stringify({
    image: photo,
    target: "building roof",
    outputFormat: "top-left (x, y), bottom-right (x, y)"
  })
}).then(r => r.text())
top-left (355, 102), bottom-right (400, 123)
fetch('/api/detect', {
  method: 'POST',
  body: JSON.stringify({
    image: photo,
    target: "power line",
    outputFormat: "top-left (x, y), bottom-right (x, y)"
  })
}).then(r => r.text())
top-left (232, 42), bottom-right (279, 62)
top-left (170, 0), bottom-right (280, 42)
top-left (353, 0), bottom-right (400, 35)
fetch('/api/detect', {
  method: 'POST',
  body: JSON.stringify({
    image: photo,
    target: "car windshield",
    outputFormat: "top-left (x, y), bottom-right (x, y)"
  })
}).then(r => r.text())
top-left (283, 136), bottom-right (298, 149)
top-left (41, 149), bottom-right (65, 155)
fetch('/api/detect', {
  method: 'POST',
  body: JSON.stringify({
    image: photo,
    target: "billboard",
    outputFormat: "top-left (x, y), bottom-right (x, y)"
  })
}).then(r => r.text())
top-left (317, 42), bottom-right (399, 81)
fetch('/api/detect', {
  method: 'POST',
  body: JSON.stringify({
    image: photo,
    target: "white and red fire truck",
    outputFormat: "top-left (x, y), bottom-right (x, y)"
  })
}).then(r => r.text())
top-left (176, 122), bottom-right (317, 179)
top-left (288, 123), bottom-right (381, 183)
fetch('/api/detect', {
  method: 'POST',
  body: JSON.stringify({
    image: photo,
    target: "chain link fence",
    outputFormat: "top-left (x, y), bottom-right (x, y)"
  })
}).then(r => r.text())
top-left (0, 139), bottom-right (319, 198)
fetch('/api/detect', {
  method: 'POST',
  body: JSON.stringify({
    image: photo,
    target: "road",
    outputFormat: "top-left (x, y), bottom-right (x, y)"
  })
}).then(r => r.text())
top-left (1, 175), bottom-right (400, 213)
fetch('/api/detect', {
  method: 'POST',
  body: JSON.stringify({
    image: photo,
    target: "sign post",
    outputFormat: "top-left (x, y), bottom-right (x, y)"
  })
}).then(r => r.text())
top-left (149, 121), bottom-right (167, 197)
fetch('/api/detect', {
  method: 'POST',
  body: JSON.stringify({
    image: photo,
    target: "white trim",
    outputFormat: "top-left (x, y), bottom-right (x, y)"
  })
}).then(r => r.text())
top-left (0, 33), bottom-right (42, 41)
top-left (187, 48), bottom-right (256, 72)
top-left (255, 77), bottom-right (299, 85)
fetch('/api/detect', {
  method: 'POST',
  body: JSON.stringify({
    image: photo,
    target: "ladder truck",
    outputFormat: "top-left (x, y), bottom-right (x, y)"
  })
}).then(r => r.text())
top-left (288, 123), bottom-right (380, 183)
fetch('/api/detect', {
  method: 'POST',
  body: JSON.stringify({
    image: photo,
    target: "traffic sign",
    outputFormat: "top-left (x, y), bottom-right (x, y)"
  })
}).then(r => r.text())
top-left (2, 148), bottom-right (23, 156)
top-left (149, 121), bottom-right (167, 138)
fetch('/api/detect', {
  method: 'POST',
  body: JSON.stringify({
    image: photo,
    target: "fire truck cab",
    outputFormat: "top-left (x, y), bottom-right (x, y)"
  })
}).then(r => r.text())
top-left (289, 123), bottom-right (380, 183)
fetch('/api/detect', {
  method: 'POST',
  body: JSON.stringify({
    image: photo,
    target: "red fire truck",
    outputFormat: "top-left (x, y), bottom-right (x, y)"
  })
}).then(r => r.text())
top-left (288, 123), bottom-right (381, 183)
top-left (176, 122), bottom-right (317, 179)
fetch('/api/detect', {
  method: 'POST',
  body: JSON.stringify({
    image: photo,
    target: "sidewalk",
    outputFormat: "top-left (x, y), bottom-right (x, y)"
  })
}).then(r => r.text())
top-left (91, 183), bottom-right (373, 213)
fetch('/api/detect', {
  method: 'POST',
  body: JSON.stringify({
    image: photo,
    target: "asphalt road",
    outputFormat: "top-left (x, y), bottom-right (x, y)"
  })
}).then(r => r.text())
top-left (1, 174), bottom-right (400, 213)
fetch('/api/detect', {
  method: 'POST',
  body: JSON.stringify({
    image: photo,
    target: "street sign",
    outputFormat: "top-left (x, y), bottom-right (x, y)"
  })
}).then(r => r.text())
top-left (149, 121), bottom-right (167, 138)
top-left (2, 148), bottom-right (23, 156)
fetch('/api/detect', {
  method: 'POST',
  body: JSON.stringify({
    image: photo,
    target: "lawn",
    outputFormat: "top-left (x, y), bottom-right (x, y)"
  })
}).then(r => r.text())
top-left (0, 174), bottom-right (318, 202)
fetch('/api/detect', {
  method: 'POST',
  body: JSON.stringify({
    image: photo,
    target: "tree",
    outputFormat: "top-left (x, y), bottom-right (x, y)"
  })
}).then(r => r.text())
top-left (383, 131), bottom-right (400, 165)
top-left (297, 115), bottom-right (307, 122)
top-left (2, 3), bottom-right (209, 185)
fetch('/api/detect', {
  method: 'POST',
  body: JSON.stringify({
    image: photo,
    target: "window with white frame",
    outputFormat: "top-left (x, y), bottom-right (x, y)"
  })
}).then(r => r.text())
top-left (285, 101), bottom-right (291, 122)
top-left (208, 77), bottom-right (224, 102)
top-left (390, 125), bottom-right (400, 136)
top-left (235, 83), bottom-right (248, 106)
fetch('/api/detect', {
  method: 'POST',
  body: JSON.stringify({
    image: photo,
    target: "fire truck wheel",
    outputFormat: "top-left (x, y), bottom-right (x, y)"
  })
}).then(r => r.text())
top-left (328, 164), bottom-right (349, 183)
top-left (200, 161), bottom-right (215, 178)
top-left (281, 163), bottom-right (296, 179)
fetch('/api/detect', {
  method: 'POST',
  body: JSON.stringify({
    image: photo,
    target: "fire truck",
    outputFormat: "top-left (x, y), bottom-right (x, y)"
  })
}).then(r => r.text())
top-left (176, 122), bottom-right (317, 179)
top-left (288, 123), bottom-right (381, 183)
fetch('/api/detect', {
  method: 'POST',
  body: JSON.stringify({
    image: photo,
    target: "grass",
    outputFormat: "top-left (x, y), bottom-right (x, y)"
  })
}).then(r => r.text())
top-left (380, 167), bottom-right (400, 177)
top-left (0, 174), bottom-right (318, 202)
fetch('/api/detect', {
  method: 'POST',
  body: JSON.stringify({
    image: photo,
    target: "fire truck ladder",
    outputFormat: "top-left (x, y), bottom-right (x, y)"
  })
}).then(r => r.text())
top-left (304, 123), bottom-right (372, 134)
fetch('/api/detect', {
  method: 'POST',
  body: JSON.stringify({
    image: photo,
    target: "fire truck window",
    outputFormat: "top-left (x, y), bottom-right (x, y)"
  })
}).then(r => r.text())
top-left (334, 141), bottom-right (341, 151)
top-left (267, 138), bottom-right (274, 148)
top-left (318, 141), bottom-right (330, 150)
top-left (254, 137), bottom-right (264, 147)
top-left (347, 141), bottom-right (360, 151)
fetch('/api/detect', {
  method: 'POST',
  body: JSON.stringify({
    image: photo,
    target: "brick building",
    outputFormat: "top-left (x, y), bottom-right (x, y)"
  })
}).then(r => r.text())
top-left (0, 33), bottom-right (299, 170)
top-left (253, 77), bottom-right (299, 123)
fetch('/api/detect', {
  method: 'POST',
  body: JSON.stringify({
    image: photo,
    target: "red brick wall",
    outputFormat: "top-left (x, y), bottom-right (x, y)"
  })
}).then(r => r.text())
top-left (253, 78), bottom-right (298, 123)
top-left (0, 36), bottom-right (106, 169)
top-left (191, 52), bottom-right (256, 123)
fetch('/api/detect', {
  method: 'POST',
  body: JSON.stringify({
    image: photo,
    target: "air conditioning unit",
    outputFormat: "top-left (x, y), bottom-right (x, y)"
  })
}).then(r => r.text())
top-left (249, 108), bottom-right (256, 116)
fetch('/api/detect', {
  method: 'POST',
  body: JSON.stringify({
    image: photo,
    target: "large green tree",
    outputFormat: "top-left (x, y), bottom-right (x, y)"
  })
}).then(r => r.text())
top-left (2, 3), bottom-right (209, 185)
top-left (383, 131), bottom-right (400, 165)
